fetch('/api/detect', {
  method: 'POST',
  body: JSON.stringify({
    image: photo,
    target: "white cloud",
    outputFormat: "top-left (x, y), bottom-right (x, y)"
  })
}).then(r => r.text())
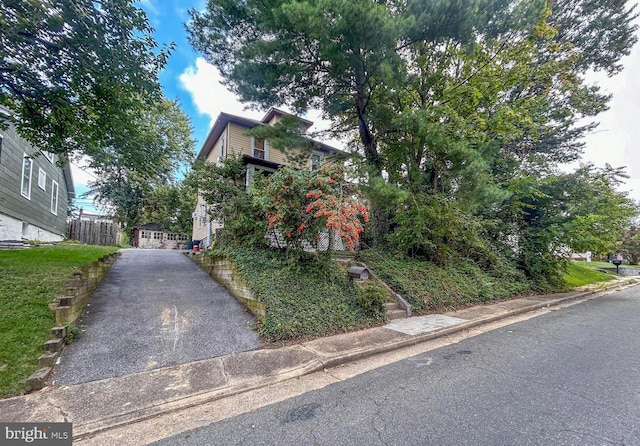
top-left (178, 58), bottom-right (263, 128)
top-left (70, 161), bottom-right (95, 187)
top-left (179, 58), bottom-right (346, 150)
top-left (579, 22), bottom-right (640, 203)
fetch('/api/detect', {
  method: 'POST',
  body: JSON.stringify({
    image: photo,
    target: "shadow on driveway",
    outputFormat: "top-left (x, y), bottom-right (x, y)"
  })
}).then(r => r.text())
top-left (52, 249), bottom-right (261, 385)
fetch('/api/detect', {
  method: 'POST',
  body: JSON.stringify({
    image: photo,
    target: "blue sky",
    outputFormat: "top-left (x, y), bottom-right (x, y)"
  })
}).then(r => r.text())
top-left (139, 0), bottom-right (213, 146)
top-left (72, 1), bottom-right (640, 212)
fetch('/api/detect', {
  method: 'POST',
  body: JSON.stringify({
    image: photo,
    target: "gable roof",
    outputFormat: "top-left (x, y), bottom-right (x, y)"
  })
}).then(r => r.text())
top-left (196, 108), bottom-right (342, 161)
top-left (261, 107), bottom-right (314, 129)
top-left (197, 112), bottom-right (262, 160)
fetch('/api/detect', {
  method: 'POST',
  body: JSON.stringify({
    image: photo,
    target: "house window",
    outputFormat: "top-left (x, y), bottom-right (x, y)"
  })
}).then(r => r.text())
top-left (219, 135), bottom-right (226, 162)
top-left (50, 180), bottom-right (59, 214)
top-left (43, 151), bottom-right (55, 163)
top-left (311, 152), bottom-right (323, 171)
top-left (21, 155), bottom-right (32, 199)
top-left (38, 168), bottom-right (47, 190)
top-left (198, 204), bottom-right (207, 228)
top-left (251, 137), bottom-right (268, 160)
top-left (153, 232), bottom-right (162, 240)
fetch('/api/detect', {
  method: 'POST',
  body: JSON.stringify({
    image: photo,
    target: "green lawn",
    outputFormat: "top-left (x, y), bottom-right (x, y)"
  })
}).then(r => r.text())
top-left (575, 261), bottom-right (633, 270)
top-left (0, 244), bottom-right (118, 398)
top-left (563, 261), bottom-right (616, 288)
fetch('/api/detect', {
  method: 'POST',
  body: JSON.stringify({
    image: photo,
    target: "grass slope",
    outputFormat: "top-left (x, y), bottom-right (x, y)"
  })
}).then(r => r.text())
top-left (221, 248), bottom-right (387, 342)
top-left (563, 261), bottom-right (616, 288)
top-left (0, 245), bottom-right (118, 398)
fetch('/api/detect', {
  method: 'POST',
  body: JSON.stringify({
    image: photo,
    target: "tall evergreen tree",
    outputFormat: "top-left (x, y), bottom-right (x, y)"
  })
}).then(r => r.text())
top-left (187, 0), bottom-right (545, 173)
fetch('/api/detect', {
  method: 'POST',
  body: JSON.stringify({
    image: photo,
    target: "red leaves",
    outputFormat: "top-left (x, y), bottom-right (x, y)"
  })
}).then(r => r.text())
top-left (258, 165), bottom-right (368, 251)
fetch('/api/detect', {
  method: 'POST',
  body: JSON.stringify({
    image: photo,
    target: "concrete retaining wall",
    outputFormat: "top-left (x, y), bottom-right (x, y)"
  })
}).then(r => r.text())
top-left (188, 253), bottom-right (266, 321)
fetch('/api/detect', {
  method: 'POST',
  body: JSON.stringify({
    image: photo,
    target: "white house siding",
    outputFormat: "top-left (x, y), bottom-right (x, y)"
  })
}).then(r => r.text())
top-left (192, 195), bottom-right (209, 243)
top-left (0, 213), bottom-right (64, 242)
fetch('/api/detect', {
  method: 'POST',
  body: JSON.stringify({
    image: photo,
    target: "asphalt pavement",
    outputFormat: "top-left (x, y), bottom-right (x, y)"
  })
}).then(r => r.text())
top-left (51, 249), bottom-right (261, 385)
top-left (0, 270), bottom-right (636, 443)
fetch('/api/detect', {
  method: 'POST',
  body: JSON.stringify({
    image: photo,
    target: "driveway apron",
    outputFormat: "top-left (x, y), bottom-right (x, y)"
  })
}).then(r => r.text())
top-left (51, 249), bottom-right (261, 385)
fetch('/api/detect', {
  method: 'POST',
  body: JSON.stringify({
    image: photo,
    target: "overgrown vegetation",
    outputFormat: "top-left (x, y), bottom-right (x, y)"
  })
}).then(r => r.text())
top-left (359, 249), bottom-right (536, 313)
top-left (0, 245), bottom-right (118, 398)
top-left (186, 0), bottom-right (639, 346)
top-left (193, 159), bottom-right (370, 259)
top-left (189, 0), bottom-right (639, 291)
top-left (219, 247), bottom-right (386, 342)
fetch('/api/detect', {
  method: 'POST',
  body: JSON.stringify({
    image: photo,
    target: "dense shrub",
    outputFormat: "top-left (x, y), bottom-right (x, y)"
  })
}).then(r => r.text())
top-left (354, 281), bottom-right (390, 318)
top-left (254, 165), bottom-right (368, 258)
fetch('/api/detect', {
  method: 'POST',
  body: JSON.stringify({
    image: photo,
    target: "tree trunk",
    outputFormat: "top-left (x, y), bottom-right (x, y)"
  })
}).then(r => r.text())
top-left (355, 88), bottom-right (382, 173)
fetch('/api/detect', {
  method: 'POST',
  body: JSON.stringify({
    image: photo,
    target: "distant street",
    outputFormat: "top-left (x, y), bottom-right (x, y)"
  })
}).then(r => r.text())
top-left (153, 286), bottom-right (640, 446)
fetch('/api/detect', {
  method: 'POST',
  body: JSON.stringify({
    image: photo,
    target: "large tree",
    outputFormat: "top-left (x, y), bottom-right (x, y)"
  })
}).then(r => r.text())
top-left (187, 0), bottom-right (544, 172)
top-left (88, 99), bottom-right (196, 233)
top-left (498, 164), bottom-right (638, 285)
top-left (0, 0), bottom-right (171, 166)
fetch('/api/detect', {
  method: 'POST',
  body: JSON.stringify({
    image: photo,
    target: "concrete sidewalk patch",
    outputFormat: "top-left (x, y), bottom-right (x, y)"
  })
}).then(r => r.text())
top-left (384, 314), bottom-right (468, 335)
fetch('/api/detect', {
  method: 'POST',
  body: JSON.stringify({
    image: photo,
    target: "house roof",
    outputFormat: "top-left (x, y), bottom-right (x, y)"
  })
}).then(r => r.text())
top-left (196, 108), bottom-right (342, 161)
top-left (261, 107), bottom-right (314, 129)
top-left (62, 162), bottom-right (75, 199)
top-left (197, 112), bottom-right (262, 160)
top-left (133, 223), bottom-right (163, 231)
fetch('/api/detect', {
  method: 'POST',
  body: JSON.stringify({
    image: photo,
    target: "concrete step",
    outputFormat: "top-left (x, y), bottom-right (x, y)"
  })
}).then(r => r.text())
top-left (387, 309), bottom-right (407, 320)
top-left (384, 301), bottom-right (400, 311)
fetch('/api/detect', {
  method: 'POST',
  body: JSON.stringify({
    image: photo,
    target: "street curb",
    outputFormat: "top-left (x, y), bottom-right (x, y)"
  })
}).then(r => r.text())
top-left (310, 280), bottom-right (639, 371)
top-left (74, 358), bottom-right (326, 438)
top-left (73, 277), bottom-right (639, 439)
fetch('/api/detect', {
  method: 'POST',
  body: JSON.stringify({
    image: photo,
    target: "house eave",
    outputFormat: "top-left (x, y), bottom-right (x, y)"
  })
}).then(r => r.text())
top-left (242, 154), bottom-right (281, 170)
top-left (196, 112), bottom-right (263, 161)
top-left (195, 110), bottom-right (347, 161)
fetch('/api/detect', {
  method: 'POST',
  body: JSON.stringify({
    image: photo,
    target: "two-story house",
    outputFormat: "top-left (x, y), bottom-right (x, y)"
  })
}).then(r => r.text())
top-left (0, 113), bottom-right (75, 243)
top-left (192, 108), bottom-right (341, 248)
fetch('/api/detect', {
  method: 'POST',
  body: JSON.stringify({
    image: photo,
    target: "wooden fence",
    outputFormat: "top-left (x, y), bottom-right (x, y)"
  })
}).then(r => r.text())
top-left (68, 219), bottom-right (121, 246)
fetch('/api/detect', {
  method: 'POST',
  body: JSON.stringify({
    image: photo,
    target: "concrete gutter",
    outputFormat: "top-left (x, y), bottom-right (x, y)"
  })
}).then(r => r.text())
top-left (0, 277), bottom-right (637, 439)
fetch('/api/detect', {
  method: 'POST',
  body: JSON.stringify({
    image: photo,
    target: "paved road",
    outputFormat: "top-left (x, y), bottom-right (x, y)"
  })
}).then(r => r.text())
top-left (52, 249), bottom-right (261, 385)
top-left (153, 287), bottom-right (640, 445)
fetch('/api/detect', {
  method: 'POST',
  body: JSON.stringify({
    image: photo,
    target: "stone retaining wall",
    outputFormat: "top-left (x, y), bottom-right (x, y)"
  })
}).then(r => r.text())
top-left (188, 253), bottom-right (266, 321)
top-left (49, 253), bottom-right (120, 325)
top-left (26, 252), bottom-right (120, 392)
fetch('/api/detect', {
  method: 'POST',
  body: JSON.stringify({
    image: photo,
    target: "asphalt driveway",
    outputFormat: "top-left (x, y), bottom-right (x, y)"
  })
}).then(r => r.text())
top-left (51, 249), bottom-right (261, 385)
